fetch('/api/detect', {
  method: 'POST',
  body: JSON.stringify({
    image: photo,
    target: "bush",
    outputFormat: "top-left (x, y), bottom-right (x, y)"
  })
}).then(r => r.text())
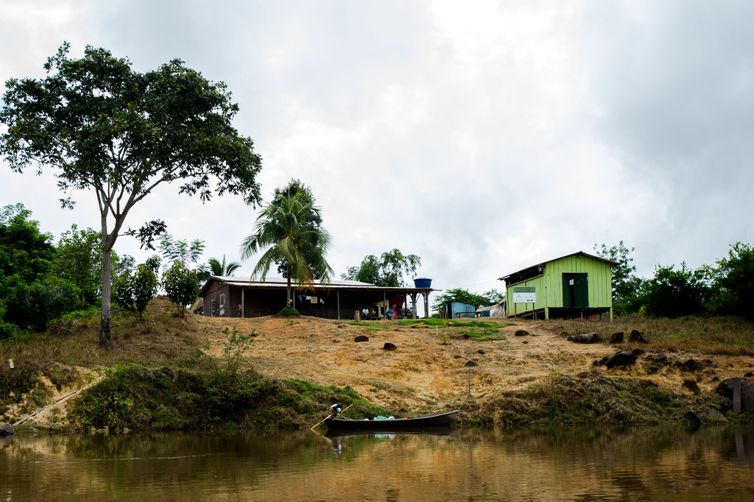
top-left (277, 306), bottom-right (300, 317)
top-left (644, 264), bottom-right (710, 318)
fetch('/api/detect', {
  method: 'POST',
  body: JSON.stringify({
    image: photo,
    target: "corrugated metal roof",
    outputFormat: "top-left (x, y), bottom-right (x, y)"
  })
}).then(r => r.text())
top-left (497, 251), bottom-right (618, 282)
top-left (200, 276), bottom-right (435, 296)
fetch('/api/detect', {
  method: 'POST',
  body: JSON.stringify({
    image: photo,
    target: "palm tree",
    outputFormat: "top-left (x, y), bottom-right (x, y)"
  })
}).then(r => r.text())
top-left (241, 182), bottom-right (332, 307)
top-left (208, 255), bottom-right (241, 277)
top-left (197, 255), bottom-right (241, 282)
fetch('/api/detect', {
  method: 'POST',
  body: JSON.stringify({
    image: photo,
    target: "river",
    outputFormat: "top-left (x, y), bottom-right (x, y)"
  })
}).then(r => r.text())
top-left (1, 426), bottom-right (753, 501)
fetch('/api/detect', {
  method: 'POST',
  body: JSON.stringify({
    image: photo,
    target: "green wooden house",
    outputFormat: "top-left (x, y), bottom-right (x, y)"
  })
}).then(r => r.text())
top-left (498, 251), bottom-right (616, 320)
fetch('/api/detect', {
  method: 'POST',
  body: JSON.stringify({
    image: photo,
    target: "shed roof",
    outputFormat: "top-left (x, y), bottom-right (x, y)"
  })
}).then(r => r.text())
top-left (498, 251), bottom-right (618, 284)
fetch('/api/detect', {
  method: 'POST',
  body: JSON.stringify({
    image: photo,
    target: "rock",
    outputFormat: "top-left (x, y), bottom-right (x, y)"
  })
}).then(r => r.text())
top-left (522, 340), bottom-right (528, 344)
top-left (464, 360), bottom-right (478, 367)
top-left (682, 379), bottom-right (701, 395)
top-left (685, 407), bottom-right (728, 426)
top-left (514, 330), bottom-right (529, 337)
top-left (383, 342), bottom-right (397, 351)
top-left (677, 358), bottom-right (705, 372)
top-left (715, 377), bottom-right (754, 412)
top-left (605, 350), bottom-right (637, 369)
top-left (592, 357), bottom-right (609, 367)
top-left (632, 348), bottom-right (645, 357)
top-left (354, 335), bottom-right (369, 342)
top-left (629, 330), bottom-right (649, 343)
top-left (645, 352), bottom-right (669, 363)
top-left (567, 332), bottom-right (602, 344)
top-left (745, 372), bottom-right (754, 378)
top-left (477, 350), bottom-right (486, 354)
top-left (608, 331), bottom-right (624, 344)
top-left (0, 423), bottom-right (13, 436)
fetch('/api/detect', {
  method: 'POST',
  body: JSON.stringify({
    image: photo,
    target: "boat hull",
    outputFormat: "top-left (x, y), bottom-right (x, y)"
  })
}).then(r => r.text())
top-left (324, 410), bottom-right (459, 432)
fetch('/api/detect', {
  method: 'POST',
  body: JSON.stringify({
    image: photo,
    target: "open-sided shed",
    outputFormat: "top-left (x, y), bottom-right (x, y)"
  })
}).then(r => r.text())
top-left (498, 251), bottom-right (616, 320)
top-left (199, 277), bottom-right (434, 320)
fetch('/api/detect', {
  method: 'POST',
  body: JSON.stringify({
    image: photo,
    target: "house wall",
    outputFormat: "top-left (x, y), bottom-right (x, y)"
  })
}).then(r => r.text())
top-left (203, 281), bottom-right (231, 317)
top-left (506, 255), bottom-right (613, 316)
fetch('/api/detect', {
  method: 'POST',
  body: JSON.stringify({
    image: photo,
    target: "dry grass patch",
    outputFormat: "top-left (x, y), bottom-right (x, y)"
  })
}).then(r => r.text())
top-left (546, 316), bottom-right (754, 355)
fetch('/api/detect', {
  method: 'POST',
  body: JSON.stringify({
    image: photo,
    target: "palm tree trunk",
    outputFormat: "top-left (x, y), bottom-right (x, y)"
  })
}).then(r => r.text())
top-left (286, 267), bottom-right (292, 307)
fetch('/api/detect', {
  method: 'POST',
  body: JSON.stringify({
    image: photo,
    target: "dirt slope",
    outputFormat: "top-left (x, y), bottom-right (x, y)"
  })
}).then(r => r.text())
top-left (195, 315), bottom-right (751, 415)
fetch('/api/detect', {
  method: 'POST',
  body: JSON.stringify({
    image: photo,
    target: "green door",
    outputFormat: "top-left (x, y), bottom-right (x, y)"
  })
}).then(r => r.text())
top-left (562, 273), bottom-right (588, 308)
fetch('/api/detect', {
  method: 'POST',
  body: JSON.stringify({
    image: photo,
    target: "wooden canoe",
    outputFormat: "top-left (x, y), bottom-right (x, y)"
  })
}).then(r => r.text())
top-left (324, 410), bottom-right (459, 432)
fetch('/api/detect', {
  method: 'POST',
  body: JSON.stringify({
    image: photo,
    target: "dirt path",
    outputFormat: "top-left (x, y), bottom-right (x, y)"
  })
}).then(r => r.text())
top-left (14, 371), bottom-right (103, 429)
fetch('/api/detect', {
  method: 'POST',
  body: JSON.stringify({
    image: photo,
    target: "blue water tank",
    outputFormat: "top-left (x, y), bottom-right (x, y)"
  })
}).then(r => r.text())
top-left (414, 278), bottom-right (432, 288)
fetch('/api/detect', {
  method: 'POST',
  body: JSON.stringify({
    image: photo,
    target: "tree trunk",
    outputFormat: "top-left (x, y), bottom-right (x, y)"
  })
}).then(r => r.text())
top-left (100, 244), bottom-right (113, 348)
top-left (286, 271), bottom-right (292, 307)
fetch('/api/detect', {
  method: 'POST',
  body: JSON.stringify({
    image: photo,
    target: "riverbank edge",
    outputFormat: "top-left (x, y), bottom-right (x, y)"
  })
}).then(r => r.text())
top-left (8, 364), bottom-right (752, 435)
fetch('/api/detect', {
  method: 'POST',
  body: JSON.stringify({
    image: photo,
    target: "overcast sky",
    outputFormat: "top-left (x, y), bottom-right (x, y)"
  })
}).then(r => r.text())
top-left (1, 0), bottom-right (752, 302)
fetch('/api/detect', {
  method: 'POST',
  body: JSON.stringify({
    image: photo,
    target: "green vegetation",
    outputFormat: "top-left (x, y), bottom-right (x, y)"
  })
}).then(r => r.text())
top-left (342, 248), bottom-right (421, 287)
top-left (242, 179), bottom-right (332, 307)
top-left (1, 43), bottom-right (263, 347)
top-left (350, 318), bottom-right (511, 340)
top-left (70, 365), bottom-right (385, 432)
top-left (277, 306), bottom-right (301, 317)
top-left (432, 288), bottom-right (504, 312)
top-left (476, 373), bottom-right (704, 429)
top-left (162, 261), bottom-right (200, 315)
top-left (552, 315), bottom-right (754, 355)
top-left (595, 240), bottom-right (754, 319)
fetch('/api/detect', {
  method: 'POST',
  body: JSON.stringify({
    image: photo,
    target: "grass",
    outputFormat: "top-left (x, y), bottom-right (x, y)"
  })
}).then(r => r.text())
top-left (70, 366), bottom-right (387, 432)
top-left (549, 315), bottom-right (754, 355)
top-left (475, 372), bottom-right (713, 429)
top-left (351, 318), bottom-right (513, 341)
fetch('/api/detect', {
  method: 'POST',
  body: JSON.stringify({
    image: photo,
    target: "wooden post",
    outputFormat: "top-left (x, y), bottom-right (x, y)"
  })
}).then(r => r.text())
top-left (733, 379), bottom-right (742, 414)
top-left (241, 289), bottom-right (245, 318)
top-left (336, 290), bottom-right (341, 320)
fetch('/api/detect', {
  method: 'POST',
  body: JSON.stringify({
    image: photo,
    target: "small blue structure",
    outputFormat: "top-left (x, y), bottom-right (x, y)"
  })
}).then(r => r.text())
top-left (443, 301), bottom-right (476, 319)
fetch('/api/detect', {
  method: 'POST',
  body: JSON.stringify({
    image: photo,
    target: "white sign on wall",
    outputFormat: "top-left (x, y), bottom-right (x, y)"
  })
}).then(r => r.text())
top-left (512, 286), bottom-right (536, 304)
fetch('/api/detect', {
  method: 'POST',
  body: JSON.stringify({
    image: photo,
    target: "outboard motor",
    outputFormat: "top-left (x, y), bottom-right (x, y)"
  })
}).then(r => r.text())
top-left (330, 403), bottom-right (342, 416)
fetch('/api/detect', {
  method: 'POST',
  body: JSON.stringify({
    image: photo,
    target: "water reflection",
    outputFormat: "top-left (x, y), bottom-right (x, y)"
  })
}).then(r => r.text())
top-left (1, 427), bottom-right (753, 501)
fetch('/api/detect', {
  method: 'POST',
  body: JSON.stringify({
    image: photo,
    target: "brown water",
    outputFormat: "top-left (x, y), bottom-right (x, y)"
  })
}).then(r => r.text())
top-left (1, 427), bottom-right (753, 501)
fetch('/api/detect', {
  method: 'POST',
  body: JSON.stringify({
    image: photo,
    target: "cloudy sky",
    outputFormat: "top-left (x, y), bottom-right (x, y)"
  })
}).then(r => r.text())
top-left (1, 0), bottom-right (752, 304)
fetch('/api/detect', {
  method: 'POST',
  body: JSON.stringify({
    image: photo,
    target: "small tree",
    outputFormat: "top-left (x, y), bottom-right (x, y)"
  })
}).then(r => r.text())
top-left (113, 263), bottom-right (159, 319)
top-left (0, 44), bottom-right (262, 347)
top-left (162, 261), bottom-right (199, 316)
top-left (53, 225), bottom-right (102, 308)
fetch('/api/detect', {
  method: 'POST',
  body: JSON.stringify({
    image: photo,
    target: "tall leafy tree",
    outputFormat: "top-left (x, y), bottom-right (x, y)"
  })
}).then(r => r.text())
top-left (240, 180), bottom-right (332, 307)
top-left (713, 242), bottom-right (754, 319)
top-left (343, 249), bottom-right (421, 287)
top-left (0, 44), bottom-right (263, 347)
top-left (594, 241), bottom-right (645, 315)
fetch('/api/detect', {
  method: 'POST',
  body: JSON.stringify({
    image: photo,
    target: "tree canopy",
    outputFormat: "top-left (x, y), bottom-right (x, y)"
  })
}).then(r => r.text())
top-left (343, 249), bottom-right (421, 287)
top-left (0, 44), bottom-right (263, 346)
